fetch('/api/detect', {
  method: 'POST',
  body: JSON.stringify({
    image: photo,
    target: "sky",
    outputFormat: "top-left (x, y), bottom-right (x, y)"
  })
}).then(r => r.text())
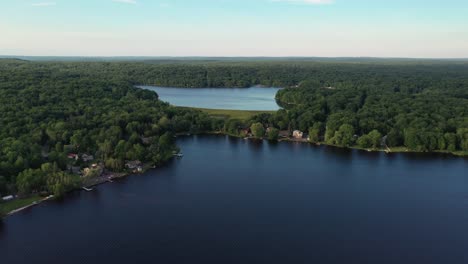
top-left (1, 0), bottom-right (468, 58)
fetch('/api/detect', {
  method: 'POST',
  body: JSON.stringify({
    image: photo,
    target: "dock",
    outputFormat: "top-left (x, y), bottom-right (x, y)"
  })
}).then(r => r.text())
top-left (82, 187), bottom-right (94, 192)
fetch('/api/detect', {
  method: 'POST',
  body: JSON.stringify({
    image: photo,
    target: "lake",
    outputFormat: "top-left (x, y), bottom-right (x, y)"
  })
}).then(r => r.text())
top-left (138, 86), bottom-right (282, 110)
top-left (1, 135), bottom-right (467, 264)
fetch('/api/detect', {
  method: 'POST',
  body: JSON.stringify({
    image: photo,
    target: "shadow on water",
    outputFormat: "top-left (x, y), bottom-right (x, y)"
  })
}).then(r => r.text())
top-left (0, 219), bottom-right (5, 238)
top-left (396, 151), bottom-right (465, 164)
top-left (247, 138), bottom-right (264, 153)
top-left (49, 189), bottom-right (100, 207)
top-left (266, 140), bottom-right (280, 151)
top-left (353, 149), bottom-right (384, 162)
top-left (158, 156), bottom-right (177, 169)
top-left (321, 145), bottom-right (354, 161)
top-left (227, 135), bottom-right (240, 146)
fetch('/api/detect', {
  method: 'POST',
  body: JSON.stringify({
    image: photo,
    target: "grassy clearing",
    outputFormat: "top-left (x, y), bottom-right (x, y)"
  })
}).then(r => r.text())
top-left (187, 107), bottom-right (274, 121)
top-left (452, 151), bottom-right (468, 157)
top-left (387, 147), bottom-right (409, 152)
top-left (0, 195), bottom-right (42, 215)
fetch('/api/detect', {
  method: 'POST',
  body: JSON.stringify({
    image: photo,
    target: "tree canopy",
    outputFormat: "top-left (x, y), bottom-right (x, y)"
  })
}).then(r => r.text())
top-left (0, 59), bottom-right (215, 197)
top-left (1, 58), bottom-right (467, 199)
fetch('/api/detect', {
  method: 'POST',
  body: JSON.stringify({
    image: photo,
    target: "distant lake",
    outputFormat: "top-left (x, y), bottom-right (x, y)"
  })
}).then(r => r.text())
top-left (1, 135), bottom-right (467, 264)
top-left (138, 86), bottom-right (282, 110)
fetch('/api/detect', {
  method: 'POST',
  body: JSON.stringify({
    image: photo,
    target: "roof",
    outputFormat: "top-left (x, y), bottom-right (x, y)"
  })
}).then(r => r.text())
top-left (125, 160), bottom-right (142, 168)
top-left (2, 195), bottom-right (14, 201)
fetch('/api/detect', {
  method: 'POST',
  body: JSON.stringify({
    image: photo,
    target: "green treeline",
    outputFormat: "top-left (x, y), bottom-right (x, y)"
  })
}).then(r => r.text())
top-left (0, 59), bottom-right (219, 198)
top-left (0, 59), bottom-right (467, 201)
top-left (270, 76), bottom-right (467, 153)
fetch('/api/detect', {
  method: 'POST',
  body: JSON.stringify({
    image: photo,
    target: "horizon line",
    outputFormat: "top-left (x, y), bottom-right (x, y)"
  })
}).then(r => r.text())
top-left (2, 55), bottom-right (468, 60)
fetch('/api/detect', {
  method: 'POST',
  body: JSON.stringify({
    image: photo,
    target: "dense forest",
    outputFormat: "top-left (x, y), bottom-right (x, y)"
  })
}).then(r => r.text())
top-left (269, 80), bottom-right (467, 152)
top-left (0, 59), bottom-right (467, 205)
top-left (0, 59), bottom-right (219, 200)
top-left (265, 66), bottom-right (468, 154)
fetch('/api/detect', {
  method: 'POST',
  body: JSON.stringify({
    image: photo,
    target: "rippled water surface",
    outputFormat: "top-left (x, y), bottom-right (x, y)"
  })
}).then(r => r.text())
top-left (1, 135), bottom-right (467, 264)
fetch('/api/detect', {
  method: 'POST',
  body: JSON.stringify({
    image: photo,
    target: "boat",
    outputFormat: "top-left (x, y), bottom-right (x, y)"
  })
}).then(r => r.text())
top-left (173, 152), bottom-right (184, 157)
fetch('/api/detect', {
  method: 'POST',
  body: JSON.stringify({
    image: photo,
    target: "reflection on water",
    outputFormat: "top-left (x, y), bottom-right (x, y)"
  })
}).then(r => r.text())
top-left (0, 221), bottom-right (5, 238)
top-left (247, 138), bottom-right (264, 152)
top-left (321, 145), bottom-right (354, 163)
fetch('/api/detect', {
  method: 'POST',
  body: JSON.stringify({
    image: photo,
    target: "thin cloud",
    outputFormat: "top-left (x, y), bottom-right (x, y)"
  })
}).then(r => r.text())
top-left (271, 0), bottom-right (334, 4)
top-left (112, 0), bottom-right (137, 4)
top-left (32, 2), bottom-right (56, 7)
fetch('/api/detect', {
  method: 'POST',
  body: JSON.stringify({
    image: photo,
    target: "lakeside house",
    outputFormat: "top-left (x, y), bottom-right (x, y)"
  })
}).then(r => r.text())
top-left (125, 160), bottom-right (142, 169)
top-left (240, 128), bottom-right (252, 137)
top-left (68, 153), bottom-right (94, 162)
top-left (126, 160), bottom-right (143, 172)
top-left (82, 154), bottom-right (94, 162)
top-left (67, 153), bottom-right (79, 160)
top-left (67, 165), bottom-right (82, 175)
top-left (82, 168), bottom-right (92, 177)
top-left (83, 163), bottom-right (104, 178)
top-left (293, 130), bottom-right (304, 139)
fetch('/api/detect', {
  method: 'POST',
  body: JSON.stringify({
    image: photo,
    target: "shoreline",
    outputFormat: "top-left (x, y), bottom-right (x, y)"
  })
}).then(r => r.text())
top-left (279, 138), bottom-right (467, 157)
top-left (2, 132), bottom-right (465, 219)
top-left (1, 164), bottom-right (160, 219)
top-left (188, 106), bottom-right (466, 157)
top-left (197, 131), bottom-right (467, 157)
top-left (4, 195), bottom-right (54, 217)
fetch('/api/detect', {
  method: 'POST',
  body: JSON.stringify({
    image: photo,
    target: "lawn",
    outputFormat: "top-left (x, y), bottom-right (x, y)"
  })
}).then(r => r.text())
top-left (191, 108), bottom-right (274, 121)
top-left (0, 195), bottom-right (42, 216)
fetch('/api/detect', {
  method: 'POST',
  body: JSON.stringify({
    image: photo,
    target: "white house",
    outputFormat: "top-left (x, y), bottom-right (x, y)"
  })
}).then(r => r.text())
top-left (293, 130), bottom-right (304, 139)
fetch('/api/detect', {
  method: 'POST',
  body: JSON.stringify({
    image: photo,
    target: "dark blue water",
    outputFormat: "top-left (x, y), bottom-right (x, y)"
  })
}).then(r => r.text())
top-left (1, 135), bottom-right (467, 264)
top-left (138, 86), bottom-right (281, 110)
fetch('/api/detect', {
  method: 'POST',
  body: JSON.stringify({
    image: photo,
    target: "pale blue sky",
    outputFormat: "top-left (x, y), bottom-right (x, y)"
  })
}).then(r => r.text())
top-left (1, 0), bottom-right (467, 57)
